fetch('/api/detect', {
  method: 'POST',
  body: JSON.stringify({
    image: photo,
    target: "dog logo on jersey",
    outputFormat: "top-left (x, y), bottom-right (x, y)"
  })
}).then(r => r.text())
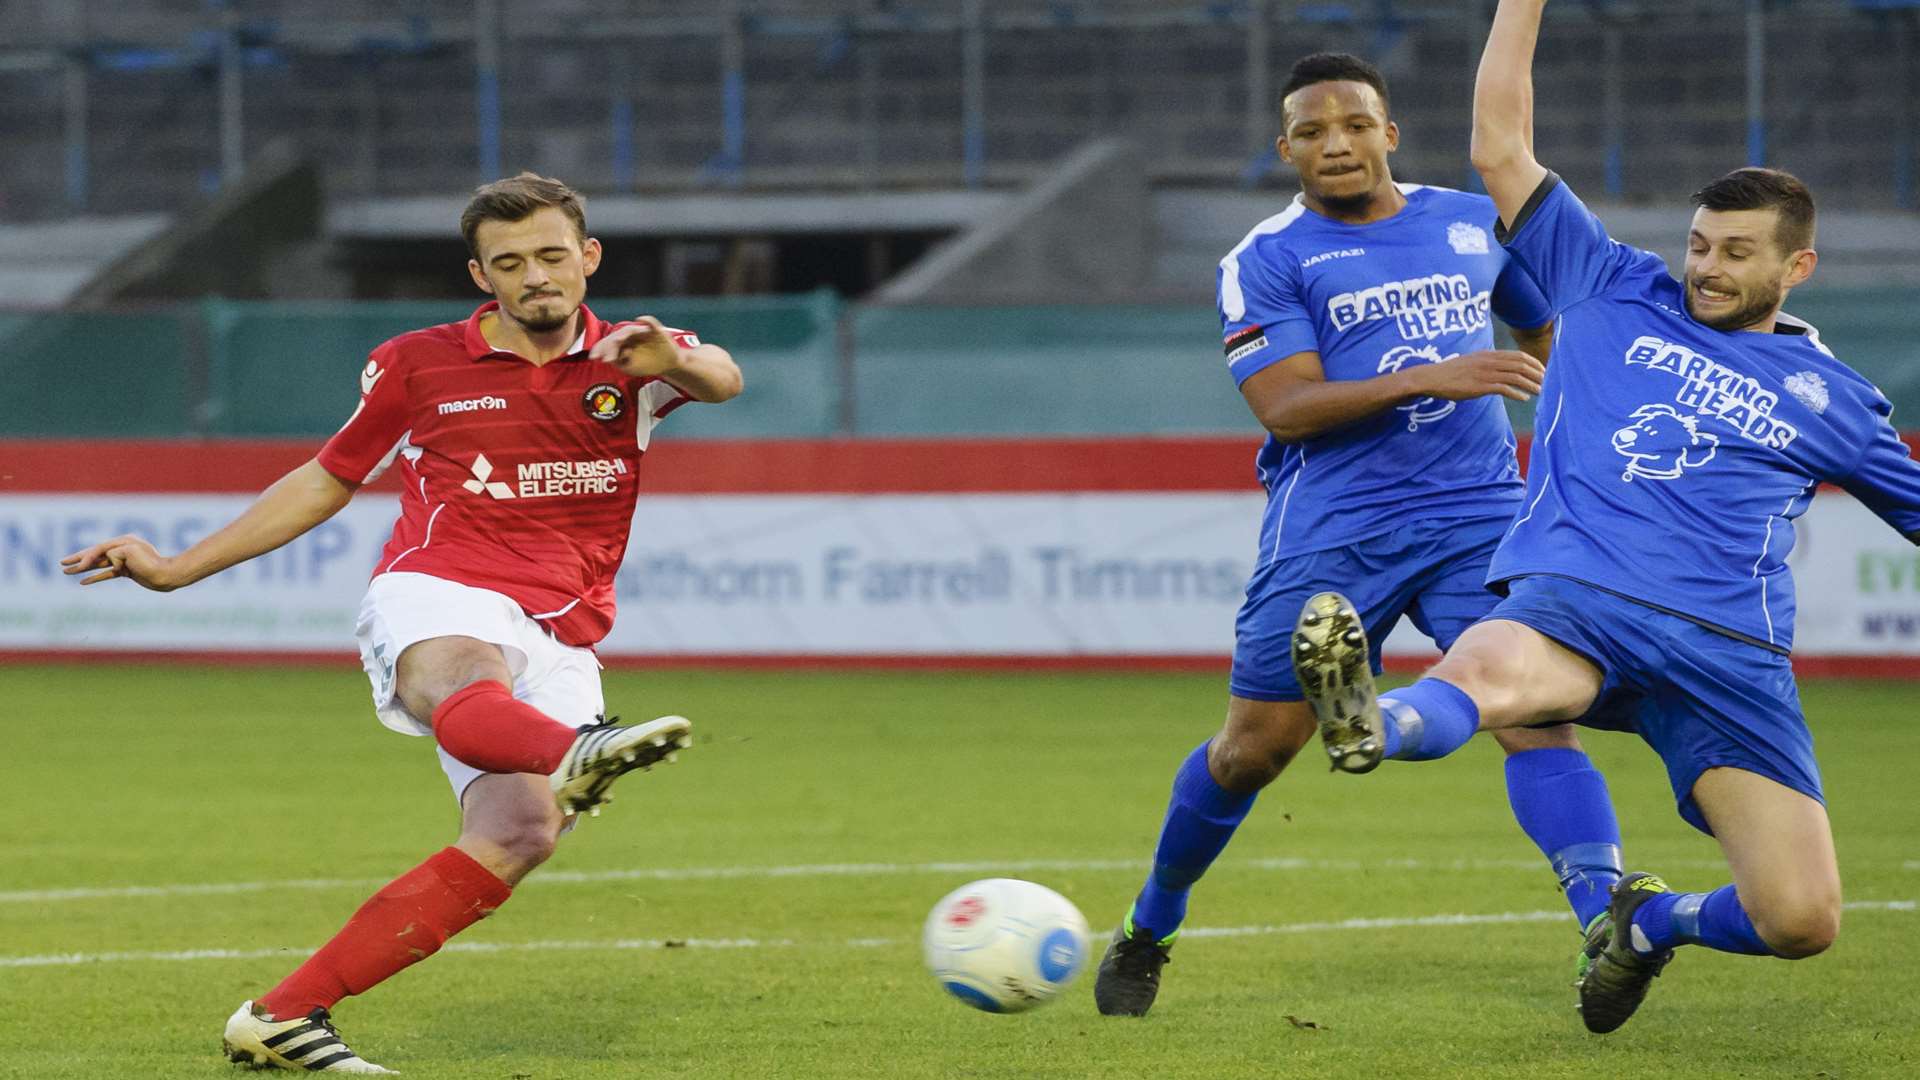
top-left (1447, 221), bottom-right (1490, 255)
top-left (1783, 371), bottom-right (1830, 415)
top-left (1612, 403), bottom-right (1720, 482)
top-left (583, 382), bottom-right (626, 421)
top-left (1376, 345), bottom-right (1457, 431)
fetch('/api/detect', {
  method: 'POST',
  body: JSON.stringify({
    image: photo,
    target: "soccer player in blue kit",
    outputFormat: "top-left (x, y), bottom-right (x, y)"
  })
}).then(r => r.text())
top-left (1293, 0), bottom-right (1920, 1034)
top-left (1094, 53), bottom-right (1634, 1017)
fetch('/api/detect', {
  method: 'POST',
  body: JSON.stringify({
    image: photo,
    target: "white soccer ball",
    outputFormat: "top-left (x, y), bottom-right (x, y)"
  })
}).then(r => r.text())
top-left (922, 877), bottom-right (1092, 1013)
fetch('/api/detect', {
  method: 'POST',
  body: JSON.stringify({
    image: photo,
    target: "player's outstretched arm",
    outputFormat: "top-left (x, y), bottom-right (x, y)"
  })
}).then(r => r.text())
top-left (588, 316), bottom-right (743, 403)
top-left (1243, 349), bottom-right (1543, 442)
top-left (60, 458), bottom-right (358, 591)
top-left (1471, 0), bottom-right (1552, 229)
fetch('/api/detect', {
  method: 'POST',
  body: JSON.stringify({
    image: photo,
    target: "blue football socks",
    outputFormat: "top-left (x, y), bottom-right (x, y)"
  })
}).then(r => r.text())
top-left (1378, 678), bottom-right (1480, 761)
top-left (1502, 748), bottom-right (1623, 928)
top-left (1129, 741), bottom-right (1257, 941)
top-left (1631, 885), bottom-right (1773, 956)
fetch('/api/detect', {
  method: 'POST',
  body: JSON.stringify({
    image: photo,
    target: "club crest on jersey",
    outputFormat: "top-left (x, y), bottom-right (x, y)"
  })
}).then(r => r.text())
top-left (1447, 222), bottom-right (1489, 255)
top-left (583, 382), bottom-right (626, 421)
top-left (1783, 371), bottom-right (1829, 415)
top-left (1612, 403), bottom-right (1720, 482)
top-left (1376, 345), bottom-right (1457, 430)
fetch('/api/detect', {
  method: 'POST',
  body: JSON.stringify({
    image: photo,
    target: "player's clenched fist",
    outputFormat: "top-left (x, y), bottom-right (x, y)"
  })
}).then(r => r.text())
top-left (1410, 348), bottom-right (1545, 402)
top-left (588, 315), bottom-right (686, 378)
top-left (60, 534), bottom-right (183, 590)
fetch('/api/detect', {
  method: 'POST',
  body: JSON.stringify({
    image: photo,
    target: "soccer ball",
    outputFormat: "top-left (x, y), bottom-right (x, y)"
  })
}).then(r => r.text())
top-left (922, 877), bottom-right (1092, 1013)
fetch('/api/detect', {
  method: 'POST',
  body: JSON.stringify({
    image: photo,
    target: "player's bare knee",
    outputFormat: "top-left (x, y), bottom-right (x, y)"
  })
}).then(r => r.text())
top-left (1757, 902), bottom-right (1840, 959)
top-left (1212, 702), bottom-right (1316, 792)
top-left (396, 636), bottom-right (513, 718)
top-left (1207, 730), bottom-right (1292, 792)
top-left (1426, 648), bottom-right (1520, 720)
top-left (471, 813), bottom-right (563, 877)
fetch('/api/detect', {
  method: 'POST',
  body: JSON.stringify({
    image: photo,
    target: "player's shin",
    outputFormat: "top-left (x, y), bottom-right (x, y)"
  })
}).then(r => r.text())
top-left (256, 847), bottom-right (512, 1019)
top-left (1630, 885), bottom-right (1774, 957)
top-left (1376, 678), bottom-right (1480, 760)
top-left (1503, 748), bottom-right (1624, 928)
top-left (1128, 741), bottom-right (1257, 940)
top-left (430, 680), bottom-right (579, 774)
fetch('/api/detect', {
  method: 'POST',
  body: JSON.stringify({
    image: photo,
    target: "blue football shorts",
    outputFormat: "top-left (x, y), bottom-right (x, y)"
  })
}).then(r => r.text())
top-left (1484, 574), bottom-right (1822, 835)
top-left (1231, 513), bottom-right (1510, 703)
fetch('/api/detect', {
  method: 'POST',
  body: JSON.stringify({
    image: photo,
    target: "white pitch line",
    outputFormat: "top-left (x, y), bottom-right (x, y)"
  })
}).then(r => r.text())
top-left (0, 855), bottom-right (1753, 906)
top-left (4, 900), bottom-right (1912, 971)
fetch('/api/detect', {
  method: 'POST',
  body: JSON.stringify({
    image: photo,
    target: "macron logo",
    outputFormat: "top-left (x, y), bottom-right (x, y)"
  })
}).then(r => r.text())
top-left (438, 395), bottom-right (508, 416)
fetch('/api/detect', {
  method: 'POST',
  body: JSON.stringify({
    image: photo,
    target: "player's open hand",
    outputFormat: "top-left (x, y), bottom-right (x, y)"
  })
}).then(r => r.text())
top-left (589, 316), bottom-right (684, 378)
top-left (60, 535), bottom-right (183, 591)
top-left (1414, 349), bottom-right (1545, 402)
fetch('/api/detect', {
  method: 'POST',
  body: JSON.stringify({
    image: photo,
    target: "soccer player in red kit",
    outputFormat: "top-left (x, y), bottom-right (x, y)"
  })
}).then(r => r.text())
top-left (61, 173), bottom-right (743, 1074)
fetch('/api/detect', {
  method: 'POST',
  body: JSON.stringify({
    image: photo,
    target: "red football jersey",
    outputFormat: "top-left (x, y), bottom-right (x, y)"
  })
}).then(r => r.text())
top-left (317, 301), bottom-right (698, 647)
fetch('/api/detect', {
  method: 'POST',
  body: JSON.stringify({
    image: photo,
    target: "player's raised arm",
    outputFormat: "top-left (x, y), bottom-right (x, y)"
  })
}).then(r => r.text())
top-left (1471, 0), bottom-right (1552, 230)
top-left (60, 458), bottom-right (358, 591)
top-left (588, 315), bottom-right (743, 403)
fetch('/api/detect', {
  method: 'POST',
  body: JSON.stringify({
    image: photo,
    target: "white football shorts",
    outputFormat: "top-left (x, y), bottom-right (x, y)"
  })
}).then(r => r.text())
top-left (354, 571), bottom-right (605, 800)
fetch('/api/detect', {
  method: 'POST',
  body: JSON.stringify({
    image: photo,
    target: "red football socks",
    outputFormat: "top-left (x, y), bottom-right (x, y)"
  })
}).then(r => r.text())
top-left (257, 847), bottom-right (512, 1019)
top-left (430, 680), bottom-right (579, 774)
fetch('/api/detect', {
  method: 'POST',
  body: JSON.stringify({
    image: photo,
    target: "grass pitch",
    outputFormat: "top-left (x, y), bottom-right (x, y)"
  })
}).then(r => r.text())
top-left (3, 665), bottom-right (1916, 1079)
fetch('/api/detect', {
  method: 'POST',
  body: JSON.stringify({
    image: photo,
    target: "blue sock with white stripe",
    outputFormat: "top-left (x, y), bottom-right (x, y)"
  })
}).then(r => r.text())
top-left (1631, 885), bottom-right (1773, 956)
top-left (1502, 748), bottom-right (1623, 928)
top-left (1377, 678), bottom-right (1480, 761)
top-left (1129, 741), bottom-right (1257, 940)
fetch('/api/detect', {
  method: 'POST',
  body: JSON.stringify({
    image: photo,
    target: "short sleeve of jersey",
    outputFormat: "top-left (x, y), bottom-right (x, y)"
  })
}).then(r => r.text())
top-left (1218, 245), bottom-right (1319, 387)
top-left (1497, 174), bottom-right (1646, 314)
top-left (1840, 396), bottom-right (1920, 540)
top-left (316, 342), bottom-right (412, 485)
top-left (1488, 257), bottom-right (1554, 331)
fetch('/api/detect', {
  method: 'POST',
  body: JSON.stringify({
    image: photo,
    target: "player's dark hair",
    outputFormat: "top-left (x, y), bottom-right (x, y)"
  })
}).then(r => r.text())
top-left (460, 172), bottom-right (588, 259)
top-left (1280, 53), bottom-right (1390, 119)
top-left (1691, 168), bottom-right (1816, 254)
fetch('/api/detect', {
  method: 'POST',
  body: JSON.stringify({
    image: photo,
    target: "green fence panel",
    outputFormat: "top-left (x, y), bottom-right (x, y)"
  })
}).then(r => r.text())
top-left (203, 292), bottom-right (842, 438)
top-left (203, 299), bottom-right (478, 437)
top-left (0, 309), bottom-right (195, 435)
top-left (1782, 288), bottom-right (1920, 422)
top-left (850, 303), bottom-right (1251, 436)
top-left (11, 290), bottom-right (1920, 440)
top-left (623, 292), bottom-right (841, 439)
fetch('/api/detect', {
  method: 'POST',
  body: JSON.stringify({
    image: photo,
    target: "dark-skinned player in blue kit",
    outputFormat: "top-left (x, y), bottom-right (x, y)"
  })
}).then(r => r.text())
top-left (1094, 53), bottom-right (1633, 1017)
top-left (1293, 0), bottom-right (1920, 1034)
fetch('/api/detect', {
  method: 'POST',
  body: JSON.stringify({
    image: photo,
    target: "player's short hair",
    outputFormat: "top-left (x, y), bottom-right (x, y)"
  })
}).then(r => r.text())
top-left (1280, 53), bottom-right (1390, 120)
top-left (460, 172), bottom-right (588, 259)
top-left (1691, 168), bottom-right (1816, 254)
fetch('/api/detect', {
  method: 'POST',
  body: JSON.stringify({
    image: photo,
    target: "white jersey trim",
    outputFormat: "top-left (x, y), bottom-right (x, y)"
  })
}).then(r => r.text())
top-left (1217, 184), bottom-right (1446, 323)
top-left (382, 500), bottom-right (446, 575)
top-left (1775, 311), bottom-right (1835, 358)
top-left (362, 430), bottom-right (414, 485)
top-left (1219, 197), bottom-right (1310, 323)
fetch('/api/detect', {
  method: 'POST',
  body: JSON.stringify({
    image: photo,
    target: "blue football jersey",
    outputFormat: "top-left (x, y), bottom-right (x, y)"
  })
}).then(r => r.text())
top-left (1490, 173), bottom-right (1920, 649)
top-left (1217, 184), bottom-right (1554, 561)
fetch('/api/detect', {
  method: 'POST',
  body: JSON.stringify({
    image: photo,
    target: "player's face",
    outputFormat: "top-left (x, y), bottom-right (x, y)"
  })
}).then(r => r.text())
top-left (1278, 81), bottom-right (1398, 215)
top-left (467, 207), bottom-right (602, 334)
top-left (1683, 207), bottom-right (1816, 332)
